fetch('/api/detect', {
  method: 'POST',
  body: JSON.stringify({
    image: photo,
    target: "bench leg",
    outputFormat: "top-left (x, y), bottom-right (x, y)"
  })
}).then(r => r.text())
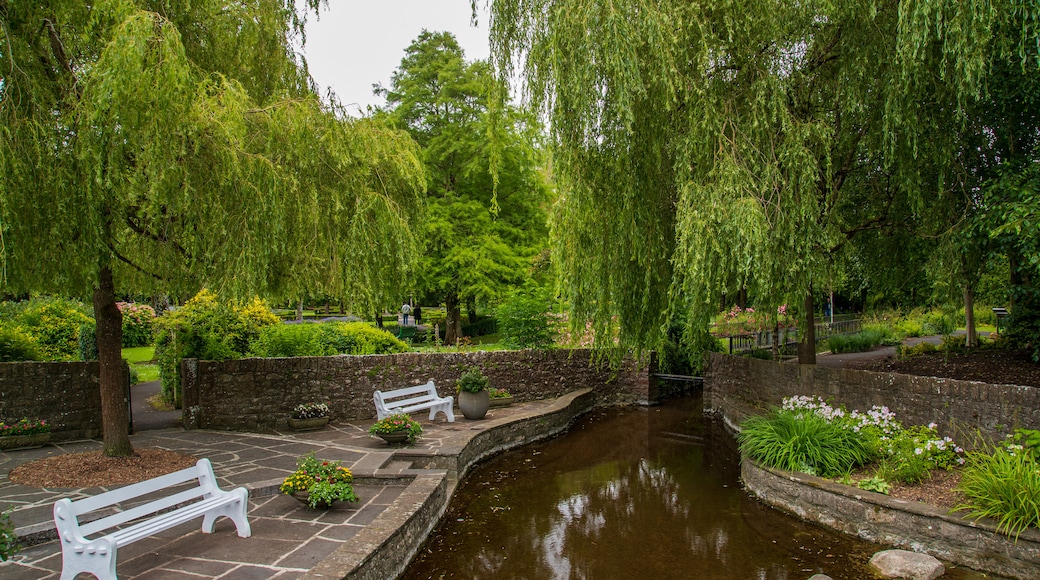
top-left (201, 489), bottom-right (252, 538)
top-left (430, 402), bottom-right (455, 422)
top-left (60, 536), bottom-right (117, 580)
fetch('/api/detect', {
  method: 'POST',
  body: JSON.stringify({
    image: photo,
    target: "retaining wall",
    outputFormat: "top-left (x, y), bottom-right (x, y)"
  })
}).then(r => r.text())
top-left (0, 361), bottom-right (128, 441)
top-left (743, 461), bottom-right (1040, 579)
top-left (704, 353), bottom-right (1040, 441)
top-left (182, 349), bottom-right (652, 432)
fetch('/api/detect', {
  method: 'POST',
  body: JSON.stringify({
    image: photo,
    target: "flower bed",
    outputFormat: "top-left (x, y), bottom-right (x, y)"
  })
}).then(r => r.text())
top-left (739, 396), bottom-right (1040, 542)
top-left (740, 396), bottom-right (965, 488)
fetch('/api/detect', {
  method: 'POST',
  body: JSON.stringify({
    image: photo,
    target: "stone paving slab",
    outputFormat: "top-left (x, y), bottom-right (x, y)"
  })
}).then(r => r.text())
top-left (0, 396), bottom-right (579, 579)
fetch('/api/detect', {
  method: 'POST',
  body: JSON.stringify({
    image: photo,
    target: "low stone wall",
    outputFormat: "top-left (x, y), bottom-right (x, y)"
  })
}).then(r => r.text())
top-left (302, 388), bottom-right (599, 580)
top-left (704, 353), bottom-right (1040, 441)
top-left (182, 349), bottom-right (651, 432)
top-left (742, 460), bottom-right (1040, 579)
top-left (0, 361), bottom-right (127, 441)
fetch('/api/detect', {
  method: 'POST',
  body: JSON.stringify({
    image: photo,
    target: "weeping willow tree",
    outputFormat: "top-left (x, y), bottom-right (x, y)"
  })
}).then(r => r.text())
top-left (483, 0), bottom-right (1040, 363)
top-left (0, 1), bottom-right (425, 455)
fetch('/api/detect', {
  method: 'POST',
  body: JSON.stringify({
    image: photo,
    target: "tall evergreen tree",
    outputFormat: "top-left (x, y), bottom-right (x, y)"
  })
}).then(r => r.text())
top-left (0, 1), bottom-right (425, 455)
top-left (381, 31), bottom-right (551, 344)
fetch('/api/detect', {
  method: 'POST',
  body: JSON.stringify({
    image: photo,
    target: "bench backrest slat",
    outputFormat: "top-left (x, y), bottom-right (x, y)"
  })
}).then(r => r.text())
top-left (77, 485), bottom-right (208, 537)
top-left (377, 381), bottom-right (437, 403)
top-left (69, 459), bottom-right (212, 516)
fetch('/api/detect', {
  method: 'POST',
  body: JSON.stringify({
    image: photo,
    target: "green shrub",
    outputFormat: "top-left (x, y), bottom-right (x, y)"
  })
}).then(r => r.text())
top-left (338, 322), bottom-right (409, 354)
top-left (828, 326), bottom-right (898, 354)
top-left (461, 316), bottom-right (498, 337)
top-left (251, 324), bottom-right (327, 357)
top-left (659, 316), bottom-right (721, 376)
top-left (971, 305), bottom-right (997, 327)
top-left (154, 290), bottom-right (280, 407)
top-left (496, 285), bottom-right (556, 349)
top-left (898, 341), bottom-right (936, 358)
top-left (895, 318), bottom-right (924, 337)
top-left (957, 448), bottom-right (1040, 538)
top-left (250, 321), bottom-right (408, 358)
top-left (423, 308), bottom-right (447, 329)
top-left (1009, 429), bottom-right (1040, 463)
top-left (77, 322), bottom-right (98, 361)
top-left (117, 302), bottom-right (156, 347)
top-left (921, 310), bottom-right (955, 336)
top-left (876, 425), bottom-right (963, 484)
top-left (13, 297), bottom-right (93, 360)
top-left (0, 507), bottom-right (17, 562)
top-left (0, 323), bottom-right (42, 362)
top-left (456, 366), bottom-right (489, 392)
top-left (738, 408), bottom-right (874, 477)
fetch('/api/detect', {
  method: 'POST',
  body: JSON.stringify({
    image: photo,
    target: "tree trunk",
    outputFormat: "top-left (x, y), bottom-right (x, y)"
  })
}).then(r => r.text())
top-left (94, 265), bottom-right (133, 457)
top-left (963, 284), bottom-right (977, 348)
top-left (444, 293), bottom-right (463, 345)
top-left (798, 291), bottom-right (817, 365)
top-left (295, 300), bottom-right (303, 321)
top-left (375, 312), bottom-right (384, 328)
top-left (467, 298), bottom-right (478, 324)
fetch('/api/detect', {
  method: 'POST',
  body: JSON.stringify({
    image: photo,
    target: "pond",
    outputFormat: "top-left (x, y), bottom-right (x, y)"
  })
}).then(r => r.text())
top-left (402, 393), bottom-right (987, 579)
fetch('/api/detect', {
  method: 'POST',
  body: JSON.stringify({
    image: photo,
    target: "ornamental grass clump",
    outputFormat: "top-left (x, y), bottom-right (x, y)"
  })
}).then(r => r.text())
top-left (368, 413), bottom-right (423, 443)
top-left (279, 452), bottom-right (358, 509)
top-left (738, 407), bottom-right (874, 477)
top-left (955, 429), bottom-right (1040, 538)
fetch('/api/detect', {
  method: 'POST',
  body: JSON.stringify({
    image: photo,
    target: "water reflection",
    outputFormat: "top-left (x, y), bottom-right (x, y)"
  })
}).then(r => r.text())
top-left (403, 394), bottom-right (985, 580)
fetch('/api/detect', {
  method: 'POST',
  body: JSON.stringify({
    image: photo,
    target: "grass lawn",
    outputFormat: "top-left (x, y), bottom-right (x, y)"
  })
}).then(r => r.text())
top-left (122, 346), bottom-right (159, 384)
top-left (122, 346), bottom-right (155, 364)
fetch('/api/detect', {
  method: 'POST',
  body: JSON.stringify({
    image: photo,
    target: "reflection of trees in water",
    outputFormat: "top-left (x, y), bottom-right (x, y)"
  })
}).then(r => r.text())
top-left (403, 397), bottom-right (889, 580)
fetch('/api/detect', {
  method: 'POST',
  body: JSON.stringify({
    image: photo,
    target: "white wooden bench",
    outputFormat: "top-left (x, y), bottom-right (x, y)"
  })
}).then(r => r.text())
top-left (53, 458), bottom-right (250, 580)
top-left (374, 379), bottom-right (455, 422)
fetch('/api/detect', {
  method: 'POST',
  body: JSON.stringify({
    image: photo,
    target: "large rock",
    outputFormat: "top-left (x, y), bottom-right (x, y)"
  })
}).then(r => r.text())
top-left (869, 549), bottom-right (945, 580)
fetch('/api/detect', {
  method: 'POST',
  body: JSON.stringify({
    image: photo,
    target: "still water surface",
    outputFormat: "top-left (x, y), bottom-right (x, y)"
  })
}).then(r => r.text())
top-left (403, 394), bottom-right (987, 580)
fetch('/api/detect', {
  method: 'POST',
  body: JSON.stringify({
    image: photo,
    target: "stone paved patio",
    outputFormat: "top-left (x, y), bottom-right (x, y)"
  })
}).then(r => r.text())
top-left (0, 394), bottom-right (588, 579)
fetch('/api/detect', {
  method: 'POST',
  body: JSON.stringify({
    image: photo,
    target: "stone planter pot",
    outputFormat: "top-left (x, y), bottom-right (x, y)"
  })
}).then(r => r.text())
top-left (459, 390), bottom-right (490, 420)
top-left (489, 395), bottom-right (513, 408)
top-left (288, 416), bottom-right (330, 432)
top-left (375, 431), bottom-right (410, 445)
top-left (0, 432), bottom-right (51, 451)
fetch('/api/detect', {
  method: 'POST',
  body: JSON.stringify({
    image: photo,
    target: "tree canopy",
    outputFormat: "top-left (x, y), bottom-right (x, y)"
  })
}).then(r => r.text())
top-left (381, 30), bottom-right (551, 343)
top-left (1, 1), bottom-right (426, 454)
top-left (484, 0), bottom-right (1040, 360)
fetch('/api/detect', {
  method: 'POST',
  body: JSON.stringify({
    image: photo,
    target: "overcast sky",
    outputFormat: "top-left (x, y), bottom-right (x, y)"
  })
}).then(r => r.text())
top-left (301, 1), bottom-right (491, 116)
